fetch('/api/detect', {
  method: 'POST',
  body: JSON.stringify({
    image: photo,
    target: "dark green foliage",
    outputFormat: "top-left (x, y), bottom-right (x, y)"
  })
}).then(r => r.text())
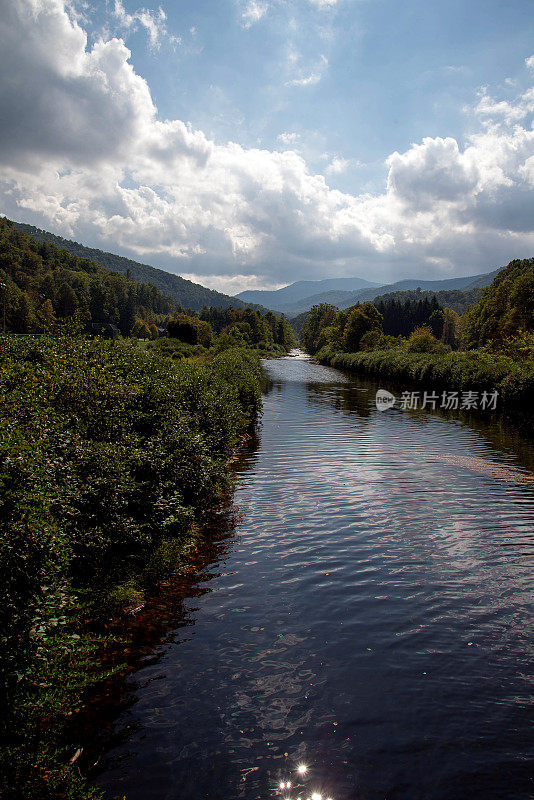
top-left (12, 220), bottom-right (269, 313)
top-left (200, 305), bottom-right (295, 352)
top-left (373, 286), bottom-right (484, 316)
top-left (168, 313), bottom-right (214, 347)
top-left (464, 257), bottom-right (534, 348)
top-left (374, 293), bottom-right (442, 337)
top-left (343, 303), bottom-right (383, 351)
top-left (0, 217), bottom-right (175, 334)
top-left (299, 303), bottom-right (338, 354)
top-left (0, 335), bottom-right (262, 799)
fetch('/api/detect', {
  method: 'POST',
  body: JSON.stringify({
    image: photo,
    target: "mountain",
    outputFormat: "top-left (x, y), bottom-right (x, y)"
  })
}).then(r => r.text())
top-left (277, 269), bottom-right (504, 317)
top-left (371, 287), bottom-right (485, 316)
top-left (11, 221), bottom-right (263, 312)
top-left (0, 217), bottom-right (176, 335)
top-left (235, 276), bottom-right (378, 309)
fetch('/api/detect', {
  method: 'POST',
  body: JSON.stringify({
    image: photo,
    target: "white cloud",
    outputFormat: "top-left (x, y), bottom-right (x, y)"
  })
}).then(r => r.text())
top-left (241, 0), bottom-right (269, 28)
top-left (526, 55), bottom-right (534, 71)
top-left (326, 156), bottom-right (349, 175)
top-left (0, 0), bottom-right (533, 291)
top-left (277, 131), bottom-right (301, 146)
top-left (111, 0), bottom-right (180, 49)
top-left (309, 0), bottom-right (339, 7)
top-left (286, 54), bottom-right (328, 86)
top-left (475, 85), bottom-right (534, 127)
top-left (180, 273), bottom-right (285, 293)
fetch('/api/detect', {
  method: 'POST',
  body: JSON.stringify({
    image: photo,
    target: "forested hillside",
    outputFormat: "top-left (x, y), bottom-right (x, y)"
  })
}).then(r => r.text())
top-left (374, 286), bottom-right (484, 315)
top-left (11, 220), bottom-right (264, 312)
top-left (464, 257), bottom-right (534, 347)
top-left (0, 217), bottom-right (177, 334)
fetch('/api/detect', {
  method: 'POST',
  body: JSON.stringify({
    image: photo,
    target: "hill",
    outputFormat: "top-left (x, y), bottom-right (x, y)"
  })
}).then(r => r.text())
top-left (235, 276), bottom-right (378, 309)
top-left (11, 221), bottom-right (263, 312)
top-left (282, 269), bottom-right (502, 316)
top-left (464, 257), bottom-right (534, 347)
top-left (0, 217), bottom-right (178, 334)
top-left (370, 286), bottom-right (485, 316)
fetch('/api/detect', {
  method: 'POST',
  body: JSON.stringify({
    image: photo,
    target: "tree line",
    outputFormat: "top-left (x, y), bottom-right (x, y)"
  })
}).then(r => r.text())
top-left (300, 256), bottom-right (534, 361)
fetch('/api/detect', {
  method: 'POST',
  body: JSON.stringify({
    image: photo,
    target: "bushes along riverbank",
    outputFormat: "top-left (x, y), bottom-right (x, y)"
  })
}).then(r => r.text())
top-left (316, 344), bottom-right (534, 426)
top-left (0, 334), bottom-right (263, 799)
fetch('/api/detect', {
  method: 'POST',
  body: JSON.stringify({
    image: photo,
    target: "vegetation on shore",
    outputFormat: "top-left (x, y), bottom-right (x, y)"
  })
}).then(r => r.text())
top-left (300, 258), bottom-right (534, 422)
top-left (0, 331), bottom-right (266, 800)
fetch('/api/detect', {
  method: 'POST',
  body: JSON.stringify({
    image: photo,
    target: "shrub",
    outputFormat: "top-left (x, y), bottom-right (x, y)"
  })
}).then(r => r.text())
top-left (0, 335), bottom-right (262, 799)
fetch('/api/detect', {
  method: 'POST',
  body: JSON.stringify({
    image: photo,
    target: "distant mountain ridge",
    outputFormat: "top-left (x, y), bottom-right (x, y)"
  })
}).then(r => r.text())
top-left (240, 269), bottom-right (503, 316)
top-left (235, 276), bottom-right (378, 307)
top-left (11, 221), bottom-right (265, 312)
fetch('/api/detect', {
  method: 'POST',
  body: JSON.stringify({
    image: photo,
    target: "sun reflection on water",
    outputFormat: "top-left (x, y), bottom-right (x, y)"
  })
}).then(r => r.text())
top-left (273, 762), bottom-right (334, 800)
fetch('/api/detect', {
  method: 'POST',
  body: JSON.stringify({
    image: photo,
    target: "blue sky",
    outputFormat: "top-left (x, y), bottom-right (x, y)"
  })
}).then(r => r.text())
top-left (0, 0), bottom-right (533, 292)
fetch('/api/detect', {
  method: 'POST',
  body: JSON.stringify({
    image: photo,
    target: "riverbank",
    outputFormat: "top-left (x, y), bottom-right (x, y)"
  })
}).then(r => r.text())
top-left (0, 335), bottom-right (263, 800)
top-left (316, 344), bottom-right (534, 430)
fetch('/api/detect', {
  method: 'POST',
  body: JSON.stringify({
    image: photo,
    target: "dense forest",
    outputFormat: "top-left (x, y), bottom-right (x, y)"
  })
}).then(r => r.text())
top-left (11, 221), bottom-right (266, 312)
top-left (374, 286), bottom-right (484, 316)
top-left (464, 257), bottom-right (534, 348)
top-left (374, 294), bottom-right (443, 337)
top-left (0, 217), bottom-right (176, 335)
top-left (0, 218), bottom-right (295, 352)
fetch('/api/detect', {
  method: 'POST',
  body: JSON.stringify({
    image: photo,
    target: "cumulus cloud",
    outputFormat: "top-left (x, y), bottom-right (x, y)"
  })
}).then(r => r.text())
top-left (326, 156), bottom-right (350, 175)
top-left (0, 0), bottom-right (533, 292)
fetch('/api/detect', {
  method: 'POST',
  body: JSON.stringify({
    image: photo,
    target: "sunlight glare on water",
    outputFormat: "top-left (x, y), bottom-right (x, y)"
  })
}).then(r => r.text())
top-left (95, 352), bottom-right (534, 800)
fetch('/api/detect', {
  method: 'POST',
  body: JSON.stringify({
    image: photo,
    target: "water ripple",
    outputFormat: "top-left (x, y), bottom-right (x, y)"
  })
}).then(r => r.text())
top-left (95, 354), bottom-right (534, 800)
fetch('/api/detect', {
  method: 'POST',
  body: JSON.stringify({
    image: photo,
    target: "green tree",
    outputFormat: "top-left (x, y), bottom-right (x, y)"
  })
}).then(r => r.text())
top-left (343, 302), bottom-right (383, 352)
top-left (300, 304), bottom-right (338, 353)
top-left (38, 298), bottom-right (56, 332)
top-left (12, 292), bottom-right (36, 333)
top-left (131, 319), bottom-right (152, 339)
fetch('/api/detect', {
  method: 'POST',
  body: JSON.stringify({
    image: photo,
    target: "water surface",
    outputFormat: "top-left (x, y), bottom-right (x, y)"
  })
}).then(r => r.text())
top-left (95, 352), bottom-right (533, 800)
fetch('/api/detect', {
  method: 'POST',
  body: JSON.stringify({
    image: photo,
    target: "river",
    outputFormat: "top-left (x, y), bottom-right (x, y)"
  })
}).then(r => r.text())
top-left (94, 352), bottom-right (533, 800)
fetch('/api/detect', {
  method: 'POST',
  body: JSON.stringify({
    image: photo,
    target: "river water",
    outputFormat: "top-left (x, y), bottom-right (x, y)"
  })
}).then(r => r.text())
top-left (95, 352), bottom-right (533, 800)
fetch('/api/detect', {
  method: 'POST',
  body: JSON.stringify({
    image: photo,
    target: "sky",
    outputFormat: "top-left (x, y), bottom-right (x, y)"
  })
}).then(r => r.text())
top-left (0, 0), bottom-right (533, 294)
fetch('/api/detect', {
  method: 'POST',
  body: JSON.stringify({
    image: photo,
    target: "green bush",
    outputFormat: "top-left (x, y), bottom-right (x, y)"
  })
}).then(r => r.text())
top-left (316, 344), bottom-right (534, 426)
top-left (0, 334), bottom-right (262, 799)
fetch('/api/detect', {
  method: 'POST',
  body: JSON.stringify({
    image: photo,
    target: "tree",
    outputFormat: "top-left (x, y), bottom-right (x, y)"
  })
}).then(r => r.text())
top-left (167, 313), bottom-right (213, 347)
top-left (429, 309), bottom-right (445, 339)
top-left (406, 325), bottom-right (444, 353)
top-left (12, 292), bottom-right (36, 333)
top-left (131, 319), bottom-right (152, 339)
top-left (442, 307), bottom-right (462, 349)
top-left (300, 304), bottom-right (338, 354)
top-left (38, 298), bottom-right (56, 332)
top-left (343, 303), bottom-right (383, 352)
